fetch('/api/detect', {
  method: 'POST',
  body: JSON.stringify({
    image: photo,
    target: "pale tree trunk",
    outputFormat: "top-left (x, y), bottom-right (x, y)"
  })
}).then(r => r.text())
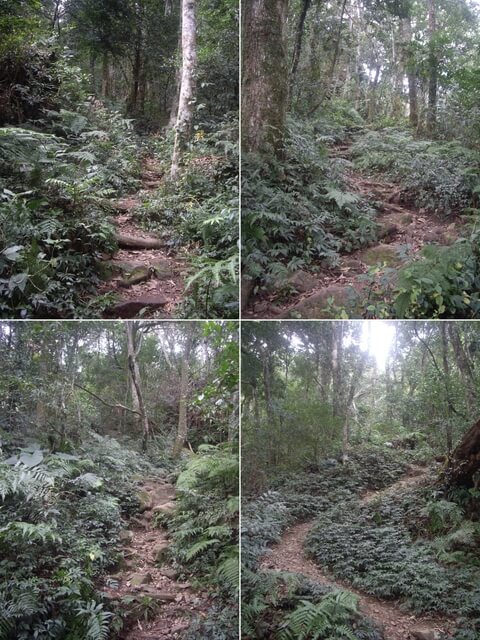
top-left (440, 323), bottom-right (453, 452)
top-left (172, 331), bottom-right (194, 457)
top-left (169, 28), bottom-right (183, 128)
top-left (402, 15), bottom-right (418, 129)
top-left (171, 0), bottom-right (197, 179)
top-left (125, 322), bottom-right (151, 451)
top-left (426, 0), bottom-right (437, 135)
top-left (241, 0), bottom-right (288, 156)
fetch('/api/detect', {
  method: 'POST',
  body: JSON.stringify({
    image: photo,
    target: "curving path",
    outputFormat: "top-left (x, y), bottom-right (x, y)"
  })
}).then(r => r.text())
top-left (260, 467), bottom-right (454, 640)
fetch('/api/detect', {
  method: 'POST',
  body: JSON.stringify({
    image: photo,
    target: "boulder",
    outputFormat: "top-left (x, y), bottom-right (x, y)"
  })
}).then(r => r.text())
top-left (159, 567), bottom-right (178, 579)
top-left (153, 541), bottom-right (170, 564)
top-left (153, 501), bottom-right (176, 515)
top-left (273, 270), bottom-right (319, 295)
top-left (359, 244), bottom-right (402, 267)
top-left (130, 572), bottom-right (152, 587)
top-left (411, 628), bottom-right (443, 640)
top-left (104, 296), bottom-right (169, 319)
top-left (136, 490), bottom-right (154, 512)
top-left (118, 529), bottom-right (134, 544)
top-left (281, 285), bottom-right (360, 319)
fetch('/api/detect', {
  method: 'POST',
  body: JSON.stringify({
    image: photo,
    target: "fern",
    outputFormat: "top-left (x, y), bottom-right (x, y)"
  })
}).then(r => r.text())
top-left (278, 591), bottom-right (359, 640)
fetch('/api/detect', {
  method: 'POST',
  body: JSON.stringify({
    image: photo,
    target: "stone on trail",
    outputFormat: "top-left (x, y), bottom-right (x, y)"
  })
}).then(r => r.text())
top-left (130, 572), bottom-right (152, 586)
top-left (281, 285), bottom-right (360, 319)
top-left (153, 501), bottom-right (176, 515)
top-left (411, 627), bottom-right (443, 640)
top-left (359, 244), bottom-right (403, 267)
top-left (104, 295), bottom-right (169, 318)
top-left (118, 529), bottom-right (134, 543)
top-left (137, 490), bottom-right (154, 512)
top-left (153, 541), bottom-right (170, 564)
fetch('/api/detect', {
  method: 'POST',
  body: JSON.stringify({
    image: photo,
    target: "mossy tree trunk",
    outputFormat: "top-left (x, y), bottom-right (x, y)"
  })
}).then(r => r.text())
top-left (443, 419), bottom-right (480, 488)
top-left (172, 329), bottom-right (194, 457)
top-left (241, 0), bottom-right (288, 156)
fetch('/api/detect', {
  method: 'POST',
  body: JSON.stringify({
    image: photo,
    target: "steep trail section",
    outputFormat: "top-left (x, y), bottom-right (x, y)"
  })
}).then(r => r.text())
top-left (260, 467), bottom-right (454, 640)
top-left (103, 477), bottom-right (209, 640)
top-left (246, 141), bottom-right (464, 319)
top-left (99, 157), bottom-right (186, 318)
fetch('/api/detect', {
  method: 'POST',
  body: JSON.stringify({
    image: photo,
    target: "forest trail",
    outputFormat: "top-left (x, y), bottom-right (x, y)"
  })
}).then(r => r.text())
top-left (247, 139), bottom-right (464, 319)
top-left (99, 157), bottom-right (186, 319)
top-left (260, 466), bottom-right (454, 640)
top-left (103, 476), bottom-right (208, 639)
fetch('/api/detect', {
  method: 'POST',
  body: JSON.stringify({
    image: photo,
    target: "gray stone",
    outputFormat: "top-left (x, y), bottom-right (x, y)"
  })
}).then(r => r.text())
top-left (130, 572), bottom-right (152, 586)
top-left (411, 628), bottom-right (443, 640)
top-left (282, 285), bottom-right (359, 319)
top-left (153, 541), bottom-right (170, 564)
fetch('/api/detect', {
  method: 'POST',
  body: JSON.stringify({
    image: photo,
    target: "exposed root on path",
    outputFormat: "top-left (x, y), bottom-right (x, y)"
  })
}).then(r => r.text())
top-left (98, 157), bottom-right (186, 318)
top-left (103, 477), bottom-right (209, 639)
top-left (259, 468), bottom-right (454, 640)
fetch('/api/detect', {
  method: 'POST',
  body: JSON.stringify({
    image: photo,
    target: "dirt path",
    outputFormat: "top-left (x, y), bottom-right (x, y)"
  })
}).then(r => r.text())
top-left (99, 157), bottom-right (186, 318)
top-left (245, 141), bottom-right (465, 319)
top-left (103, 477), bottom-right (208, 639)
top-left (259, 467), bottom-right (454, 640)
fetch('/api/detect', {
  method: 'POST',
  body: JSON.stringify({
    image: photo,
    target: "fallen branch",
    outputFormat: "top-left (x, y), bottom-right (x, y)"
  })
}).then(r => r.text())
top-left (116, 233), bottom-right (164, 250)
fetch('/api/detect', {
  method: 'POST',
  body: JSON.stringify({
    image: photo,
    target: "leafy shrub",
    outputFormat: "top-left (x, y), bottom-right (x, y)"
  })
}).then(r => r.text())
top-left (242, 117), bottom-right (378, 288)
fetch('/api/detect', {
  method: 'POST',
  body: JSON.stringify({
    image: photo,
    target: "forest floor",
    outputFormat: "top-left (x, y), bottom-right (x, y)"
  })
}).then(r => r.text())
top-left (260, 465), bottom-right (455, 640)
top-left (102, 475), bottom-right (209, 639)
top-left (245, 141), bottom-right (465, 319)
top-left (98, 157), bottom-right (187, 319)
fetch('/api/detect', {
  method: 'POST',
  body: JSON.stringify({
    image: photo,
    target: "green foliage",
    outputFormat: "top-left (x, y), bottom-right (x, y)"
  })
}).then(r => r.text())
top-left (278, 591), bottom-right (359, 640)
top-left (136, 117), bottom-right (238, 318)
top-left (162, 443), bottom-right (239, 638)
top-left (351, 129), bottom-right (480, 215)
top-left (242, 118), bottom-right (378, 287)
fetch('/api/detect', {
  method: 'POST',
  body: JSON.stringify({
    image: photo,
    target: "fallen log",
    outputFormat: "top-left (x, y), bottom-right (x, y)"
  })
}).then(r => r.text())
top-left (115, 233), bottom-right (164, 250)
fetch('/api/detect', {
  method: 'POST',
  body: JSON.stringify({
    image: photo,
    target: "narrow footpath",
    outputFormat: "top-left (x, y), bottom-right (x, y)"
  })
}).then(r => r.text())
top-left (103, 477), bottom-right (208, 639)
top-left (260, 467), bottom-right (454, 640)
top-left (246, 140), bottom-right (465, 319)
top-left (99, 157), bottom-right (186, 318)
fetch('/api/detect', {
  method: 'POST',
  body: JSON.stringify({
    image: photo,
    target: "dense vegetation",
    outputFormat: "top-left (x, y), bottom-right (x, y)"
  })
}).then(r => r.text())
top-left (0, 0), bottom-right (238, 318)
top-left (0, 320), bottom-right (239, 639)
top-left (242, 0), bottom-right (480, 318)
top-left (241, 321), bottom-right (480, 639)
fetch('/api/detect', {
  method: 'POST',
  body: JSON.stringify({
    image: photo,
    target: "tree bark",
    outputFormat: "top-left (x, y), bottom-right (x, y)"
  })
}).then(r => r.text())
top-left (172, 330), bottom-right (194, 457)
top-left (241, 0), bottom-right (288, 156)
top-left (443, 419), bottom-right (480, 488)
top-left (426, 0), bottom-right (437, 135)
top-left (448, 324), bottom-right (477, 416)
top-left (289, 0), bottom-right (312, 105)
top-left (440, 323), bottom-right (453, 452)
top-left (171, 0), bottom-right (197, 178)
top-left (125, 322), bottom-right (150, 451)
top-left (402, 15), bottom-right (418, 129)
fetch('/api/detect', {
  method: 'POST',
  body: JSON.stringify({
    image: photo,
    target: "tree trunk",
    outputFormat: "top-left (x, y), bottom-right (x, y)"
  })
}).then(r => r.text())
top-left (289, 0), bottom-right (312, 105)
top-left (241, 0), bottom-right (288, 156)
top-left (402, 15), bottom-right (418, 129)
top-left (426, 0), bottom-right (437, 135)
top-left (440, 323), bottom-right (453, 452)
top-left (171, 0), bottom-right (197, 178)
top-left (101, 52), bottom-right (112, 100)
top-left (443, 419), bottom-right (480, 488)
top-left (125, 322), bottom-right (150, 451)
top-left (448, 324), bottom-right (477, 416)
top-left (172, 331), bottom-right (194, 457)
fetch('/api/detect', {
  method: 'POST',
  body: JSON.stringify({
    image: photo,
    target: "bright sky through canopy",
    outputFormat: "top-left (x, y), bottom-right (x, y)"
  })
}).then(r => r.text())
top-left (361, 321), bottom-right (395, 370)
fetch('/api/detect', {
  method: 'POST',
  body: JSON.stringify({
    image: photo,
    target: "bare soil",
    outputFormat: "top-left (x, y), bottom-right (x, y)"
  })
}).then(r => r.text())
top-left (259, 466), bottom-right (455, 640)
top-left (98, 157), bottom-right (187, 318)
top-left (102, 476), bottom-right (210, 639)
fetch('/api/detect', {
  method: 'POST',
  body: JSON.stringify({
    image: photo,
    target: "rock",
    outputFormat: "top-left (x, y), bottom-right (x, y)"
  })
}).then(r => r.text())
top-left (411, 627), bottom-right (443, 640)
top-left (153, 262), bottom-right (174, 279)
top-left (138, 588), bottom-right (176, 602)
top-left (281, 285), bottom-right (360, 319)
top-left (118, 529), bottom-right (134, 544)
top-left (359, 244), bottom-right (403, 267)
top-left (153, 541), bottom-right (170, 564)
top-left (401, 213), bottom-right (414, 224)
top-left (378, 222), bottom-right (399, 241)
top-left (137, 490), bottom-right (154, 512)
top-left (341, 257), bottom-right (364, 272)
top-left (153, 501), bottom-right (176, 515)
top-left (159, 567), bottom-right (178, 579)
top-left (273, 270), bottom-right (318, 295)
top-left (104, 296), bottom-right (169, 318)
top-left (130, 572), bottom-right (152, 586)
